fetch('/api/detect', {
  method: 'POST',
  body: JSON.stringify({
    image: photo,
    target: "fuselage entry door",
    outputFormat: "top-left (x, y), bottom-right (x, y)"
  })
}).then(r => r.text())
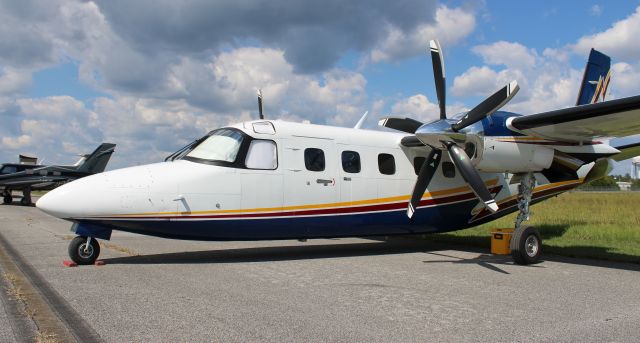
top-left (282, 137), bottom-right (338, 211)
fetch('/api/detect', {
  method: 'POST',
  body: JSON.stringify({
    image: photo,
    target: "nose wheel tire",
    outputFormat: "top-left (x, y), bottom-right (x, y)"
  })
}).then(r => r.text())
top-left (511, 226), bottom-right (541, 265)
top-left (68, 236), bottom-right (101, 265)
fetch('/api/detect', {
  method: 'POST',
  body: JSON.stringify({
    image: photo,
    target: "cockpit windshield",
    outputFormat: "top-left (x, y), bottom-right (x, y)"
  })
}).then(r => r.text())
top-left (185, 128), bottom-right (244, 163)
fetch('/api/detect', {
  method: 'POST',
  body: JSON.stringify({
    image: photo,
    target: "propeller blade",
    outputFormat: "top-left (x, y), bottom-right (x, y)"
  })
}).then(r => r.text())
top-left (429, 40), bottom-right (447, 120)
top-left (408, 149), bottom-right (442, 218)
top-left (451, 80), bottom-right (520, 132)
top-left (444, 142), bottom-right (498, 213)
top-left (378, 117), bottom-right (424, 134)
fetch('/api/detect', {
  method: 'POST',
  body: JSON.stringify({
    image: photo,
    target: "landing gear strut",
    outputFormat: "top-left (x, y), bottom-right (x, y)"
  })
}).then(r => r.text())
top-left (2, 190), bottom-right (11, 204)
top-left (68, 236), bottom-right (101, 265)
top-left (510, 173), bottom-right (542, 265)
top-left (20, 188), bottom-right (32, 206)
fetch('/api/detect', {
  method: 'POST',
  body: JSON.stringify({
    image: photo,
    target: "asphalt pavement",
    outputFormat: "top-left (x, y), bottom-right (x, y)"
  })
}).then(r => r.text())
top-left (1, 203), bottom-right (639, 342)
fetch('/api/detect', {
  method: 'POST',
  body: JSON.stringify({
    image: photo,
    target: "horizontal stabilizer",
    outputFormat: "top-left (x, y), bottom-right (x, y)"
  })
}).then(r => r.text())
top-left (611, 141), bottom-right (640, 161)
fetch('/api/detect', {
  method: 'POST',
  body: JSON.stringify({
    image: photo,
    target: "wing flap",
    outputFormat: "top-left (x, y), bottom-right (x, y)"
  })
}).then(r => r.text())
top-left (509, 95), bottom-right (640, 142)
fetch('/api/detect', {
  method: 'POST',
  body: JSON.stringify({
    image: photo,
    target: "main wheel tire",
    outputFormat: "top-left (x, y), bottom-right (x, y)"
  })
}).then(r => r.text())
top-left (68, 236), bottom-right (100, 265)
top-left (20, 197), bottom-right (31, 206)
top-left (2, 195), bottom-right (11, 204)
top-left (511, 226), bottom-right (542, 265)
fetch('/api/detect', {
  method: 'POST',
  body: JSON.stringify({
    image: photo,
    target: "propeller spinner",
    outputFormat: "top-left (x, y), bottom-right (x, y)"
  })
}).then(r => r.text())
top-left (383, 39), bottom-right (520, 218)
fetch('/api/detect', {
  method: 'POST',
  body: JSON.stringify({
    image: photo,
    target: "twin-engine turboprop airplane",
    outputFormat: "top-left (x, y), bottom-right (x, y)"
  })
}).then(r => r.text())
top-left (1, 143), bottom-right (116, 205)
top-left (37, 40), bottom-right (640, 266)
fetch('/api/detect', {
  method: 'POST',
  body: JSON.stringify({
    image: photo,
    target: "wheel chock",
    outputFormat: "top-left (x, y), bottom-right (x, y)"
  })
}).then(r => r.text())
top-left (94, 260), bottom-right (106, 266)
top-left (63, 260), bottom-right (78, 267)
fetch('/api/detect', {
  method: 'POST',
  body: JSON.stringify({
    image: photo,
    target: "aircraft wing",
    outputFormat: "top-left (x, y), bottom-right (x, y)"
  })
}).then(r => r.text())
top-left (509, 95), bottom-right (640, 142)
top-left (0, 176), bottom-right (70, 187)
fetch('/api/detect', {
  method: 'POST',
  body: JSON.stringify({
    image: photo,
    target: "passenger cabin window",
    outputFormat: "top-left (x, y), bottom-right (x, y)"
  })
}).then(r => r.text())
top-left (413, 157), bottom-right (426, 175)
top-left (442, 161), bottom-right (455, 178)
top-left (378, 153), bottom-right (395, 175)
top-left (341, 151), bottom-right (361, 173)
top-left (245, 140), bottom-right (277, 170)
top-left (305, 148), bottom-right (325, 171)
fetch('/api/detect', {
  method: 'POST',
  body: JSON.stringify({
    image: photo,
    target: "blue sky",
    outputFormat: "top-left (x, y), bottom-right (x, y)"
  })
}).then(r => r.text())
top-left (1, 0), bottom-right (640, 175)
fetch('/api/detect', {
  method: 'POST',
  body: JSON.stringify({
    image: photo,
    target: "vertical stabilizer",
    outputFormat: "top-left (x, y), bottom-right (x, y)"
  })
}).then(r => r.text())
top-left (576, 49), bottom-right (611, 106)
top-left (75, 143), bottom-right (116, 173)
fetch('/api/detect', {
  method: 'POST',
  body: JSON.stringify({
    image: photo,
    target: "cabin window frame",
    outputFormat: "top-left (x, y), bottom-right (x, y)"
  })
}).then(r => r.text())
top-left (244, 139), bottom-right (278, 170)
top-left (377, 153), bottom-right (396, 175)
top-left (304, 148), bottom-right (326, 172)
top-left (442, 161), bottom-right (456, 178)
top-left (341, 150), bottom-right (361, 174)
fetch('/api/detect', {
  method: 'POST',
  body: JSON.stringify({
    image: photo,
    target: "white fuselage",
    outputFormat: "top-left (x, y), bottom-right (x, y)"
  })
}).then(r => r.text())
top-left (36, 120), bottom-right (595, 241)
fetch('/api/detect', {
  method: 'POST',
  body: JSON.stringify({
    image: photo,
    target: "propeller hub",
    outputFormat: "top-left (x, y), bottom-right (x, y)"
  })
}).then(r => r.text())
top-left (414, 119), bottom-right (465, 148)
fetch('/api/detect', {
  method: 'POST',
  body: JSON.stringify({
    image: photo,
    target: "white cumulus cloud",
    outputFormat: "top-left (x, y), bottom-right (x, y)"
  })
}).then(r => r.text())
top-left (369, 5), bottom-right (476, 63)
top-left (573, 6), bottom-right (640, 62)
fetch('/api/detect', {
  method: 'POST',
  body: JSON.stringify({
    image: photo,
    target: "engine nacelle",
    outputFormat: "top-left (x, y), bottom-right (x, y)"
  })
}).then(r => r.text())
top-left (472, 137), bottom-right (554, 173)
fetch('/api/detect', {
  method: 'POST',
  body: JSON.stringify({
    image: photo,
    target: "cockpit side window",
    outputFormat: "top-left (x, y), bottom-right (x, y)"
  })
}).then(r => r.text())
top-left (1, 165), bottom-right (17, 174)
top-left (245, 140), bottom-right (278, 170)
top-left (185, 128), bottom-right (244, 163)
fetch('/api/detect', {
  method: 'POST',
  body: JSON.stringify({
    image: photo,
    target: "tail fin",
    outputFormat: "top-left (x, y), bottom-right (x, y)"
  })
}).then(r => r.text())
top-left (75, 143), bottom-right (116, 173)
top-left (576, 49), bottom-right (611, 106)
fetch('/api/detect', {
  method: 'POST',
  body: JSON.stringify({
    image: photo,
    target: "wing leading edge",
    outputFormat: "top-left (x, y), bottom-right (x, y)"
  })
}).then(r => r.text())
top-left (508, 95), bottom-right (640, 142)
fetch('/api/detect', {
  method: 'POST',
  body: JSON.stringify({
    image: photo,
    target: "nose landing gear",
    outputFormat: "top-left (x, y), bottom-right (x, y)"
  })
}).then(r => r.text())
top-left (68, 236), bottom-right (101, 265)
top-left (510, 173), bottom-right (542, 265)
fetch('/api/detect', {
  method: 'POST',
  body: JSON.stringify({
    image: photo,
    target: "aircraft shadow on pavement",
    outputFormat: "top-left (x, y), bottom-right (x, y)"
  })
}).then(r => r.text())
top-left (1, 202), bottom-right (35, 207)
top-left (422, 251), bottom-right (546, 275)
top-left (102, 238), bottom-right (457, 265)
top-left (100, 236), bottom-right (640, 272)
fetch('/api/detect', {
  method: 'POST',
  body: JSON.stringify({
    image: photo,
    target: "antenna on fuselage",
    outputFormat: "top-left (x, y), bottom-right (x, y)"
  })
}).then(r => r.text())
top-left (257, 89), bottom-right (264, 119)
top-left (354, 110), bottom-right (369, 129)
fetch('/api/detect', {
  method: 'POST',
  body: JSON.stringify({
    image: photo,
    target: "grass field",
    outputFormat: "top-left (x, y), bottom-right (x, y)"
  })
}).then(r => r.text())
top-left (431, 192), bottom-right (640, 264)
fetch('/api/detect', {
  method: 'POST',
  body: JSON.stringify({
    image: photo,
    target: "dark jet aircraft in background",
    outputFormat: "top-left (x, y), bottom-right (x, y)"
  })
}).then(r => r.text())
top-left (0, 143), bottom-right (116, 205)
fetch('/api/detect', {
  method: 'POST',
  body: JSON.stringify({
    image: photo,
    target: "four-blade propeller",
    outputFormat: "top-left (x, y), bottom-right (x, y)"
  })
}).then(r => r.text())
top-left (382, 39), bottom-right (519, 218)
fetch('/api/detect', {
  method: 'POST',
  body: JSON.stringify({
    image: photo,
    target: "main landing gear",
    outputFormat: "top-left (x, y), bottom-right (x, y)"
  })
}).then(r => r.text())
top-left (68, 236), bottom-right (101, 265)
top-left (20, 188), bottom-right (32, 206)
top-left (2, 190), bottom-right (11, 204)
top-left (510, 173), bottom-right (542, 265)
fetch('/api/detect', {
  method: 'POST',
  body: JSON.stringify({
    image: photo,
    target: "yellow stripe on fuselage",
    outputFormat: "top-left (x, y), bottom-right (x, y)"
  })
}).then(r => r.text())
top-left (109, 179), bottom-right (500, 217)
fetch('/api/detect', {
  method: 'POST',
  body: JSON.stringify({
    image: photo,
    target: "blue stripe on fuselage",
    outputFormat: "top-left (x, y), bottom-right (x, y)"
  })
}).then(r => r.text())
top-left (79, 199), bottom-right (481, 241)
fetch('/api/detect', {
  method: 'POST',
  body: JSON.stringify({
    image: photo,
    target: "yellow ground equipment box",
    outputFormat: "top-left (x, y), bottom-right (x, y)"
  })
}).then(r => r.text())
top-left (491, 228), bottom-right (514, 255)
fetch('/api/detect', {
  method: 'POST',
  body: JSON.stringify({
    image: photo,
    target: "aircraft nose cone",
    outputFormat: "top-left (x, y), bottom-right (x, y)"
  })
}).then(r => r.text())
top-left (36, 162), bottom-right (182, 220)
top-left (36, 180), bottom-right (90, 219)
